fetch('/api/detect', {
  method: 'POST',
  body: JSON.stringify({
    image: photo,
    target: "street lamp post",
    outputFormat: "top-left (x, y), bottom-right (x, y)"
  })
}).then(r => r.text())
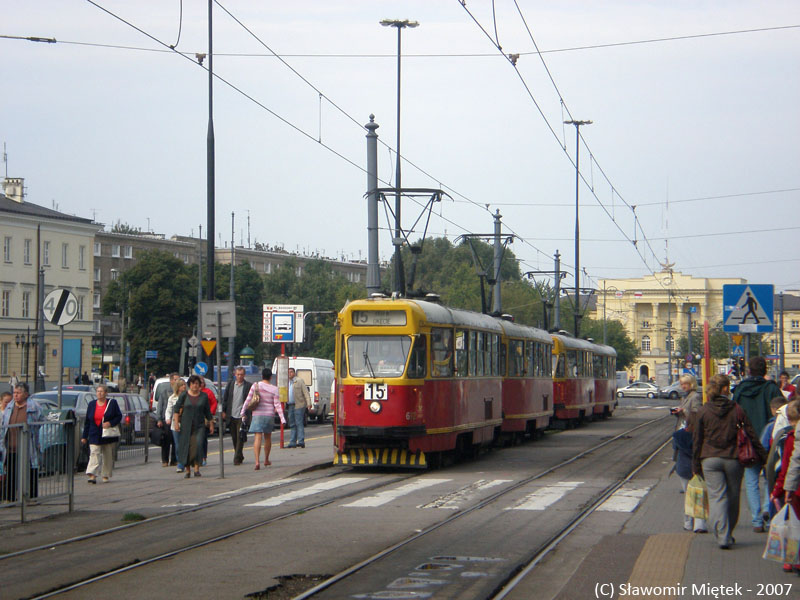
top-left (564, 119), bottom-right (592, 338)
top-left (381, 18), bottom-right (418, 297)
top-left (602, 282), bottom-right (619, 345)
top-left (14, 327), bottom-right (36, 386)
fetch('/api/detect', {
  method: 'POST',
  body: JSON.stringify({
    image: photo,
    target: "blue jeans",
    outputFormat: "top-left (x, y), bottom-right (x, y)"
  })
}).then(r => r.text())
top-left (289, 406), bottom-right (305, 446)
top-left (172, 430), bottom-right (183, 469)
top-left (744, 465), bottom-right (769, 527)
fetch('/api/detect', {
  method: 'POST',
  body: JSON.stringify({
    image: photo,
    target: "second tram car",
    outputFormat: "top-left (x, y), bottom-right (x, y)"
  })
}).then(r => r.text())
top-left (551, 333), bottom-right (597, 422)
top-left (334, 297), bottom-right (503, 468)
top-left (592, 344), bottom-right (618, 417)
top-left (497, 319), bottom-right (554, 438)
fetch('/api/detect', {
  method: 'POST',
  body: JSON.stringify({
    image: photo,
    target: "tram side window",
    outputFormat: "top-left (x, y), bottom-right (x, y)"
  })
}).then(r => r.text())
top-left (431, 328), bottom-right (453, 377)
top-left (555, 353), bottom-right (566, 378)
top-left (408, 335), bottom-right (427, 379)
top-left (567, 350), bottom-right (578, 378)
top-left (526, 341), bottom-right (534, 377)
top-left (455, 329), bottom-right (468, 377)
top-left (509, 339), bottom-right (524, 377)
top-left (491, 334), bottom-right (499, 376)
top-left (468, 330), bottom-right (477, 376)
top-left (534, 342), bottom-right (542, 377)
top-left (499, 339), bottom-right (507, 376)
top-left (477, 332), bottom-right (486, 376)
top-left (545, 345), bottom-right (552, 376)
top-left (339, 336), bottom-right (347, 378)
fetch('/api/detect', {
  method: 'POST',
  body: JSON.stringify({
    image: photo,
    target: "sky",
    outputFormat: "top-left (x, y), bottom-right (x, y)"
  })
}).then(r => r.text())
top-left (3, 1), bottom-right (799, 292)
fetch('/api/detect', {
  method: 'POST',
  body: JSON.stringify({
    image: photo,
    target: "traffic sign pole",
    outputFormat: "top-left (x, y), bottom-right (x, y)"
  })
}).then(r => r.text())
top-left (216, 311), bottom-right (224, 479)
top-left (58, 325), bottom-right (64, 409)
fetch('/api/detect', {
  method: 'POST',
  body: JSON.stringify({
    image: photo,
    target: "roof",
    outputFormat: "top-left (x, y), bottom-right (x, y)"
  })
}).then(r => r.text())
top-left (0, 193), bottom-right (95, 225)
top-left (776, 293), bottom-right (800, 311)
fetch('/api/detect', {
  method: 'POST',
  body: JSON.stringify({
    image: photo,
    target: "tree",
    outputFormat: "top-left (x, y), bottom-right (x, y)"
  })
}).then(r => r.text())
top-left (103, 250), bottom-right (195, 375)
top-left (579, 318), bottom-right (639, 370)
top-left (213, 262), bottom-right (264, 355)
top-left (677, 326), bottom-right (731, 360)
top-left (110, 221), bottom-right (142, 235)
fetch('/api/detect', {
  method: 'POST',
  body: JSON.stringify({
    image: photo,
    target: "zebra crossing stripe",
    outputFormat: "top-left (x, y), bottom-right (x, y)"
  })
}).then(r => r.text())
top-left (208, 478), bottom-right (300, 499)
top-left (244, 477), bottom-right (367, 507)
top-left (597, 485), bottom-right (652, 512)
top-left (342, 479), bottom-right (452, 508)
top-left (507, 481), bottom-right (584, 511)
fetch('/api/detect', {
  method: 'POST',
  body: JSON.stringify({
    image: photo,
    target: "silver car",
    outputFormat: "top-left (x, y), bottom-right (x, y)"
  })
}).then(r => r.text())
top-left (616, 381), bottom-right (658, 399)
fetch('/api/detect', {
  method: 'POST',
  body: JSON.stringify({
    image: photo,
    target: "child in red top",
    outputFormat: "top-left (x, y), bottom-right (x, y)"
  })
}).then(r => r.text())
top-left (771, 400), bottom-right (800, 573)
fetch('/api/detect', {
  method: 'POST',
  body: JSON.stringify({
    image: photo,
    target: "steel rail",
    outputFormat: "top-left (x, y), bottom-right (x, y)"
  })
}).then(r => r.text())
top-left (293, 414), bottom-right (670, 599)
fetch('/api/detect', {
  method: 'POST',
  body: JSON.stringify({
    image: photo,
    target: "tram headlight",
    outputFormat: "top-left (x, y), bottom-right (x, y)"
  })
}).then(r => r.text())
top-left (369, 401), bottom-right (382, 414)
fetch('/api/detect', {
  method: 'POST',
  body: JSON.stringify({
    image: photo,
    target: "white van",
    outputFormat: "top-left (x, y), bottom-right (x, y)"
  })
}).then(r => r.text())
top-left (271, 356), bottom-right (335, 422)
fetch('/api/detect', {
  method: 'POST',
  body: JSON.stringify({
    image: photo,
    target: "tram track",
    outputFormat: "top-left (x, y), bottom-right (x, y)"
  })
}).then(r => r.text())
top-left (15, 413), bottom-right (669, 600)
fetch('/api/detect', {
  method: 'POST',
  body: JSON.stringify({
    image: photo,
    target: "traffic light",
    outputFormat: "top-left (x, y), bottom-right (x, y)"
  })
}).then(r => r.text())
top-left (739, 357), bottom-right (746, 376)
top-left (731, 360), bottom-right (739, 377)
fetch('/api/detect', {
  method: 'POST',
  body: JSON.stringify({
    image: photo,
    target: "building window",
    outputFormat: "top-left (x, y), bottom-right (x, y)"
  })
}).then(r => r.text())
top-left (1, 290), bottom-right (9, 317)
top-left (94, 242), bottom-right (101, 256)
top-left (793, 340), bottom-right (800, 354)
top-left (22, 291), bottom-right (31, 318)
top-left (110, 269), bottom-right (119, 281)
top-left (124, 245), bottom-right (133, 259)
top-left (0, 342), bottom-right (7, 376)
top-left (641, 321), bottom-right (650, 329)
top-left (62, 242), bottom-right (69, 268)
top-left (296, 266), bottom-right (303, 277)
top-left (93, 293), bottom-right (100, 309)
top-left (771, 339), bottom-right (778, 353)
top-left (43, 241), bottom-right (50, 266)
top-left (264, 263), bottom-right (271, 274)
top-left (792, 320), bottom-right (800, 329)
top-left (3, 236), bottom-right (10, 262)
top-left (79, 245), bottom-right (86, 270)
top-left (94, 268), bottom-right (101, 282)
top-left (641, 335), bottom-right (650, 352)
top-left (77, 296), bottom-right (85, 320)
top-left (23, 239), bottom-right (32, 265)
top-left (111, 244), bottom-right (120, 258)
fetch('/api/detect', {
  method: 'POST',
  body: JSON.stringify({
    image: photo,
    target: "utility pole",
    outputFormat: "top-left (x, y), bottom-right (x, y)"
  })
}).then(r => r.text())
top-left (779, 291), bottom-right (785, 374)
top-left (365, 115), bottom-right (381, 295)
top-left (564, 119), bottom-right (592, 338)
top-left (206, 0), bottom-right (215, 305)
top-left (228, 212), bottom-right (235, 377)
top-left (554, 251), bottom-right (562, 330)
top-left (492, 210), bottom-right (502, 315)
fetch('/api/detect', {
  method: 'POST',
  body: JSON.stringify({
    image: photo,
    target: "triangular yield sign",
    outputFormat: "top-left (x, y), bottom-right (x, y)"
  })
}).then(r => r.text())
top-left (201, 340), bottom-right (217, 355)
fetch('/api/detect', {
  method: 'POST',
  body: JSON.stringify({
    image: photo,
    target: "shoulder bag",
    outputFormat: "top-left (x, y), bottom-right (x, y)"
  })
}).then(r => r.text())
top-left (735, 405), bottom-right (758, 466)
top-left (101, 401), bottom-right (121, 439)
top-left (246, 383), bottom-right (262, 411)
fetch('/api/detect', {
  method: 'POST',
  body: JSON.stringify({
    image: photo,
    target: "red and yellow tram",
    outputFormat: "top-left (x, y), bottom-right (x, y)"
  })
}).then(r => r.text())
top-left (551, 334), bottom-right (597, 421)
top-left (333, 297), bottom-right (503, 468)
top-left (497, 320), bottom-right (553, 436)
top-left (592, 344), bottom-right (617, 417)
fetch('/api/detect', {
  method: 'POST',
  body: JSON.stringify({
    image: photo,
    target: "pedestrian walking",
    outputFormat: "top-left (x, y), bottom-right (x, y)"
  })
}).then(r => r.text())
top-left (165, 378), bottom-right (187, 473)
top-left (8, 372), bottom-right (19, 389)
top-left (287, 367), bottom-right (310, 448)
top-left (733, 356), bottom-right (782, 531)
top-left (673, 374), bottom-right (702, 429)
top-left (693, 374), bottom-right (767, 549)
top-left (155, 372), bottom-right (179, 467)
top-left (175, 375), bottom-right (214, 479)
top-left (200, 384), bottom-right (217, 466)
top-left (769, 400), bottom-right (800, 573)
top-left (779, 371), bottom-right (797, 400)
top-left (222, 366), bottom-right (252, 465)
top-left (241, 367), bottom-right (285, 469)
top-left (81, 384), bottom-right (122, 484)
top-left (0, 383), bottom-right (43, 502)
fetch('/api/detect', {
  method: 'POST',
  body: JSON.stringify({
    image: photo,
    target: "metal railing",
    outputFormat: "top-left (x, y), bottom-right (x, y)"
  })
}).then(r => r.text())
top-left (2, 418), bottom-right (75, 522)
top-left (113, 409), bottom-right (152, 464)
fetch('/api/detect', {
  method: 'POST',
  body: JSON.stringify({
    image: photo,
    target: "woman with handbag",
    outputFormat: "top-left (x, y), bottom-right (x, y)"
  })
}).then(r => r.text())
top-left (81, 384), bottom-right (122, 484)
top-left (165, 378), bottom-right (187, 473)
top-left (175, 375), bottom-right (214, 479)
top-left (693, 374), bottom-right (767, 549)
top-left (241, 367), bottom-right (285, 470)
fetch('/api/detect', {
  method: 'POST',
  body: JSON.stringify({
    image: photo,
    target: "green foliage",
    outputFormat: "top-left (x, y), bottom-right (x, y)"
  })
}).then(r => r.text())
top-left (261, 259), bottom-right (363, 361)
top-left (102, 250), bottom-right (195, 375)
top-left (579, 318), bottom-right (639, 370)
top-left (110, 221), bottom-right (141, 235)
top-left (677, 326), bottom-right (731, 360)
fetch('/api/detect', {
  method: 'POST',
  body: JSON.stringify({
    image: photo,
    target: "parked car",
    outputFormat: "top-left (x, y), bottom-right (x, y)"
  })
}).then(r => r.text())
top-left (616, 381), bottom-right (659, 399)
top-left (108, 393), bottom-right (153, 445)
top-left (30, 390), bottom-right (97, 471)
top-left (659, 381), bottom-right (682, 399)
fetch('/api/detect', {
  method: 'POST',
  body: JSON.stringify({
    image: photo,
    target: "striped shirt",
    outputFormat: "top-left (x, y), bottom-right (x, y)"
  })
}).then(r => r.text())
top-left (242, 381), bottom-right (285, 423)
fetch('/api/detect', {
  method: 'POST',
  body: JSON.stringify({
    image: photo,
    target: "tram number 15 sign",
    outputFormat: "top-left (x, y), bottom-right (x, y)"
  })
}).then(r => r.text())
top-left (364, 383), bottom-right (387, 401)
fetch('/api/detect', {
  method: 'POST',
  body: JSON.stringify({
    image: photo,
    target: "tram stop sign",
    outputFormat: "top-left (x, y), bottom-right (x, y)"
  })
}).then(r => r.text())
top-left (43, 288), bottom-right (78, 326)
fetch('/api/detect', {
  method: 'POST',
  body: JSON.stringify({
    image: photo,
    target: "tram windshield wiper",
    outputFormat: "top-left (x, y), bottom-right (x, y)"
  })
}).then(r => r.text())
top-left (363, 350), bottom-right (375, 378)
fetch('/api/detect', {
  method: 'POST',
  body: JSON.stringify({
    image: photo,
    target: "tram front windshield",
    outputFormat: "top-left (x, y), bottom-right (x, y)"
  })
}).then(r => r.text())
top-left (347, 335), bottom-right (412, 378)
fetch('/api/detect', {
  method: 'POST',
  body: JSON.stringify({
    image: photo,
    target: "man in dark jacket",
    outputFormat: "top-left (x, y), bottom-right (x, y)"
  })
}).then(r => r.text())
top-left (222, 367), bottom-right (252, 465)
top-left (732, 356), bottom-right (782, 531)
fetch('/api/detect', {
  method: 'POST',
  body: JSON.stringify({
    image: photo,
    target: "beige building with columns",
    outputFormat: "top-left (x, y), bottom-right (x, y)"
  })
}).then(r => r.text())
top-left (594, 269), bottom-right (745, 384)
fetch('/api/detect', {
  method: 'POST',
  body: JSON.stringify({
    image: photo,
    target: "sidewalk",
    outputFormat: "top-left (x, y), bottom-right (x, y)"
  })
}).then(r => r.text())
top-left (0, 426), bottom-right (335, 551)
top-left (510, 444), bottom-right (795, 600)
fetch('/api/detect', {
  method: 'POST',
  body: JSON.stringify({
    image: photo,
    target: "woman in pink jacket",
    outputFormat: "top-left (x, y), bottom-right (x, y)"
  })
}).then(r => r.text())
top-left (242, 367), bottom-right (285, 469)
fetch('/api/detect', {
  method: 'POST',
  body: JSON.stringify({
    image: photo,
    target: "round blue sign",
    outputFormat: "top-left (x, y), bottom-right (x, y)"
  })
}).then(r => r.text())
top-left (194, 362), bottom-right (208, 376)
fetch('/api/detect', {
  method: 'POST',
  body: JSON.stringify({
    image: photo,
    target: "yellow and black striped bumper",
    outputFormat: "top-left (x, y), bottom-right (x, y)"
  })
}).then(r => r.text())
top-left (334, 448), bottom-right (427, 468)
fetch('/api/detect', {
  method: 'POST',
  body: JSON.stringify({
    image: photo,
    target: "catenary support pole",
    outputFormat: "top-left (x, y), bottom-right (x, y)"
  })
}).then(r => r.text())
top-left (492, 210), bottom-right (502, 315)
top-left (366, 115), bottom-right (381, 295)
top-left (216, 310), bottom-right (224, 479)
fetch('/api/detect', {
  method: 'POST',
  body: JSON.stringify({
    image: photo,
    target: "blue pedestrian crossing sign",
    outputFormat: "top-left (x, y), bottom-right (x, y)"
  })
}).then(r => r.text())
top-left (723, 284), bottom-right (774, 333)
top-left (731, 345), bottom-right (745, 357)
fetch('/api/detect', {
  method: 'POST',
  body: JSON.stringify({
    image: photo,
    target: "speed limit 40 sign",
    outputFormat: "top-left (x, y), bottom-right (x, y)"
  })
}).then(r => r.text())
top-left (43, 288), bottom-right (79, 326)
